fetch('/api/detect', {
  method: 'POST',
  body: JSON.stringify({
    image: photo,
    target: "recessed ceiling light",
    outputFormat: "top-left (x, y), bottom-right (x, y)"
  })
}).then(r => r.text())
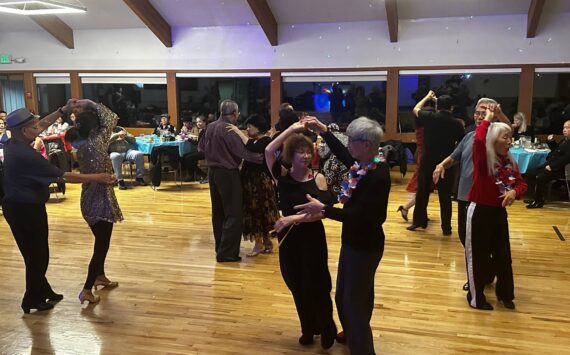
top-left (0, 1), bottom-right (86, 15)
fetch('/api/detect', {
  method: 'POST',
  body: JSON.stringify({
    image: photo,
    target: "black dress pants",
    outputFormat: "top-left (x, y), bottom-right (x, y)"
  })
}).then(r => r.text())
top-left (279, 222), bottom-right (336, 338)
top-left (2, 201), bottom-right (56, 307)
top-left (526, 165), bottom-right (564, 202)
top-left (413, 161), bottom-right (454, 233)
top-left (208, 167), bottom-right (243, 260)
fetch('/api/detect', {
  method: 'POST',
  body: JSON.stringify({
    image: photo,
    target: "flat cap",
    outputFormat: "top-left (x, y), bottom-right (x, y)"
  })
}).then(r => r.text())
top-left (6, 108), bottom-right (37, 129)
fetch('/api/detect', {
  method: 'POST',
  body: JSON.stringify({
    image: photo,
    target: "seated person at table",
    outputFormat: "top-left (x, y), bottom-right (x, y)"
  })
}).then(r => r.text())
top-left (180, 117), bottom-right (193, 135)
top-left (512, 112), bottom-right (534, 141)
top-left (181, 115), bottom-right (208, 182)
top-left (153, 114), bottom-right (176, 136)
top-left (109, 114), bottom-right (146, 190)
top-left (525, 120), bottom-right (570, 208)
top-left (46, 116), bottom-right (69, 135)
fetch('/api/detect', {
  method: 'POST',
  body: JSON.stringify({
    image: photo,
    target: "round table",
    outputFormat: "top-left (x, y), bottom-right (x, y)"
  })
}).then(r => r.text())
top-left (509, 147), bottom-right (550, 173)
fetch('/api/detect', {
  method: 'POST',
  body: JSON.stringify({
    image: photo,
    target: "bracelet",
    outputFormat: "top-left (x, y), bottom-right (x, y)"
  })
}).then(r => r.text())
top-left (58, 107), bottom-right (65, 116)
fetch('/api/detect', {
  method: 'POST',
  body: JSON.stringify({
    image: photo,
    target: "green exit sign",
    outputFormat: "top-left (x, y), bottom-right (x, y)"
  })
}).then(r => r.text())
top-left (0, 55), bottom-right (12, 64)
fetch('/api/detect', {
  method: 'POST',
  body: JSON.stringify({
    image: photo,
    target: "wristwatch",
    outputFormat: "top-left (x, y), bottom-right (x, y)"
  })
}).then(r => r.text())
top-left (58, 107), bottom-right (66, 116)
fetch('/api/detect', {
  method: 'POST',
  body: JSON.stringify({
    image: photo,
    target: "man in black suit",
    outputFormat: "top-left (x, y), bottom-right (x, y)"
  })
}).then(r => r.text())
top-left (526, 120), bottom-right (570, 208)
top-left (408, 91), bottom-right (464, 235)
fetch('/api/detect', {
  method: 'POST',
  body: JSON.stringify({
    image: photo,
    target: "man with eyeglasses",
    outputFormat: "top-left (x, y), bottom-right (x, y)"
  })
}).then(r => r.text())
top-left (2, 102), bottom-right (116, 313)
top-left (407, 91), bottom-right (464, 235)
top-left (198, 99), bottom-right (263, 262)
top-left (432, 97), bottom-right (511, 290)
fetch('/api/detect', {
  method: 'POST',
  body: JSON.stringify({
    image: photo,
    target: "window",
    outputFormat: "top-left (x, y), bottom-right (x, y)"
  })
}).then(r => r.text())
top-left (0, 74), bottom-right (25, 113)
top-left (532, 69), bottom-right (570, 134)
top-left (81, 73), bottom-right (167, 128)
top-left (35, 73), bottom-right (71, 118)
top-left (176, 73), bottom-right (270, 127)
top-left (398, 69), bottom-right (521, 133)
top-left (282, 72), bottom-right (387, 129)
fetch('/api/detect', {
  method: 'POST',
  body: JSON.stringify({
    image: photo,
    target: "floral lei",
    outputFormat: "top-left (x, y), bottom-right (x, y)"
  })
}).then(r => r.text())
top-left (338, 154), bottom-right (385, 204)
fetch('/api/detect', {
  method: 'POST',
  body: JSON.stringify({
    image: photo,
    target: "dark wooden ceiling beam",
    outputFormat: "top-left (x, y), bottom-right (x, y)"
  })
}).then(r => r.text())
top-left (123, 0), bottom-right (172, 47)
top-left (527, 0), bottom-right (546, 38)
top-left (385, 0), bottom-right (398, 43)
top-left (30, 15), bottom-right (74, 49)
top-left (246, 0), bottom-right (278, 46)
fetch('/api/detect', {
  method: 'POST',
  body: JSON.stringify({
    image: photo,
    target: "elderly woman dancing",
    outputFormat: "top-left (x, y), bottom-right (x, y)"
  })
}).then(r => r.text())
top-left (65, 100), bottom-right (124, 304)
top-left (295, 116), bottom-right (390, 355)
top-left (465, 104), bottom-right (527, 310)
top-left (266, 121), bottom-right (338, 349)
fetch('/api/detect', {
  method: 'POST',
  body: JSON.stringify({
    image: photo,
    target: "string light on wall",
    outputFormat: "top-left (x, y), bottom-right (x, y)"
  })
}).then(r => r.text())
top-left (0, 1), bottom-right (86, 15)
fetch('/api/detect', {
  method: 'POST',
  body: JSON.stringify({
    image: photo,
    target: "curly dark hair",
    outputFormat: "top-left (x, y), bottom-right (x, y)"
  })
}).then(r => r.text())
top-left (64, 108), bottom-right (99, 142)
top-left (281, 133), bottom-right (313, 164)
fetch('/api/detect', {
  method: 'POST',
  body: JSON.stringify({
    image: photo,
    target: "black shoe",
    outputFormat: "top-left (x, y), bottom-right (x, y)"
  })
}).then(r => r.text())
top-left (118, 180), bottom-right (127, 190)
top-left (46, 292), bottom-right (64, 303)
top-left (523, 199), bottom-right (533, 204)
top-left (321, 322), bottom-right (337, 350)
top-left (407, 224), bottom-right (426, 231)
top-left (470, 302), bottom-right (494, 311)
top-left (134, 178), bottom-right (147, 186)
top-left (526, 200), bottom-right (544, 209)
top-left (199, 178), bottom-right (209, 184)
top-left (216, 256), bottom-right (242, 263)
top-left (22, 301), bottom-right (54, 314)
top-left (500, 299), bottom-right (516, 309)
top-left (443, 229), bottom-right (452, 236)
top-left (462, 282), bottom-right (469, 291)
top-left (298, 334), bottom-right (314, 346)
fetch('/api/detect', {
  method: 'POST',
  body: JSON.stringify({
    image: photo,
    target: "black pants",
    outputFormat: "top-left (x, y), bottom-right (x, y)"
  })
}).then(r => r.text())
top-left (526, 165), bottom-right (564, 202)
top-left (465, 203), bottom-right (514, 307)
top-left (83, 221), bottom-right (113, 289)
top-left (208, 167), bottom-right (242, 260)
top-left (336, 244), bottom-right (382, 355)
top-left (279, 222), bottom-right (336, 338)
top-left (413, 161), bottom-right (454, 232)
top-left (2, 201), bottom-right (56, 306)
top-left (181, 151), bottom-right (206, 179)
top-left (150, 146), bottom-right (180, 187)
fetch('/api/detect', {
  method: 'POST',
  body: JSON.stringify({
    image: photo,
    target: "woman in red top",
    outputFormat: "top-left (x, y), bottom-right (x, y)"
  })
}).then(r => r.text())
top-left (465, 104), bottom-right (527, 311)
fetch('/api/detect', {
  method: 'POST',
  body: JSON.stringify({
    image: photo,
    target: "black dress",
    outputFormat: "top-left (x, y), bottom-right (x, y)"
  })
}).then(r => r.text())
top-left (276, 171), bottom-right (337, 338)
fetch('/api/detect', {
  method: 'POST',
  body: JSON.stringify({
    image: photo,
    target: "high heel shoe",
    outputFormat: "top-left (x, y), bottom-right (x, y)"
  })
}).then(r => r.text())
top-left (94, 276), bottom-right (119, 289)
top-left (78, 290), bottom-right (100, 304)
top-left (21, 301), bottom-right (54, 314)
top-left (263, 239), bottom-right (274, 254)
top-left (246, 242), bottom-right (264, 257)
top-left (397, 205), bottom-right (409, 221)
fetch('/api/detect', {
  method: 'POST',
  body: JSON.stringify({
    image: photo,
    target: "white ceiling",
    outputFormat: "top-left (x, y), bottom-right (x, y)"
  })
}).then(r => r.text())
top-left (0, 0), bottom-right (569, 32)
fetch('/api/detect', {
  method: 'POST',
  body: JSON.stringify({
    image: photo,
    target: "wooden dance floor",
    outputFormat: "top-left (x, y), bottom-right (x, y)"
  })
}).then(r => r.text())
top-left (1, 174), bottom-right (569, 354)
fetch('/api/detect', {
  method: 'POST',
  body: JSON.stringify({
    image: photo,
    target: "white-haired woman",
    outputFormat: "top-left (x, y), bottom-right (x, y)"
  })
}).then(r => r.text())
top-left (512, 111), bottom-right (533, 141)
top-left (465, 104), bottom-right (527, 311)
top-left (295, 116), bottom-right (391, 355)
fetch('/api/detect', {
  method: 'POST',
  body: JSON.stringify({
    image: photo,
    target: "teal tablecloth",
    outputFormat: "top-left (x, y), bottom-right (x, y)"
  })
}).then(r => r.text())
top-left (135, 135), bottom-right (196, 156)
top-left (509, 147), bottom-right (549, 173)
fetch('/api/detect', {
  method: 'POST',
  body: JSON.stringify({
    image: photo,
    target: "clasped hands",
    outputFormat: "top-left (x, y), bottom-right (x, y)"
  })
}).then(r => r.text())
top-left (273, 194), bottom-right (324, 233)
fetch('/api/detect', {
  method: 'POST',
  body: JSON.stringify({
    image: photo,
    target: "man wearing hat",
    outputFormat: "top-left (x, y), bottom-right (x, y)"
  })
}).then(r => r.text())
top-left (2, 101), bottom-right (116, 313)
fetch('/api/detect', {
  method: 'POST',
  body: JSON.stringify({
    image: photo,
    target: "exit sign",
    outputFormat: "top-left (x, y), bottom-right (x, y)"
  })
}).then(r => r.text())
top-left (0, 55), bottom-right (11, 64)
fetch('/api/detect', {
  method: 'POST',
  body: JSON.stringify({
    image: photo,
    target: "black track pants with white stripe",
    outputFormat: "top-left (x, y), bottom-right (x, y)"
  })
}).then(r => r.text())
top-left (465, 203), bottom-right (514, 307)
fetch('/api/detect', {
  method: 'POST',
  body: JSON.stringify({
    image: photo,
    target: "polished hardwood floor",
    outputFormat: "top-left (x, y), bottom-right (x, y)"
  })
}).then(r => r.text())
top-left (1, 174), bottom-right (569, 355)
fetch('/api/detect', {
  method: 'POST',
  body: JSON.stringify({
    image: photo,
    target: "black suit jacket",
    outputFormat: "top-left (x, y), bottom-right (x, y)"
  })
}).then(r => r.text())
top-left (546, 138), bottom-right (570, 171)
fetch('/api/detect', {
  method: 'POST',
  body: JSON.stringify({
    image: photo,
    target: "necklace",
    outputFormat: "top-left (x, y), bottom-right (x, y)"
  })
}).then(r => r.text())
top-left (338, 155), bottom-right (383, 204)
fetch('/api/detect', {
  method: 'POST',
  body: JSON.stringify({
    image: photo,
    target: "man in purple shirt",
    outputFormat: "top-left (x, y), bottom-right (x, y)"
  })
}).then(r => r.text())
top-left (198, 100), bottom-right (263, 262)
